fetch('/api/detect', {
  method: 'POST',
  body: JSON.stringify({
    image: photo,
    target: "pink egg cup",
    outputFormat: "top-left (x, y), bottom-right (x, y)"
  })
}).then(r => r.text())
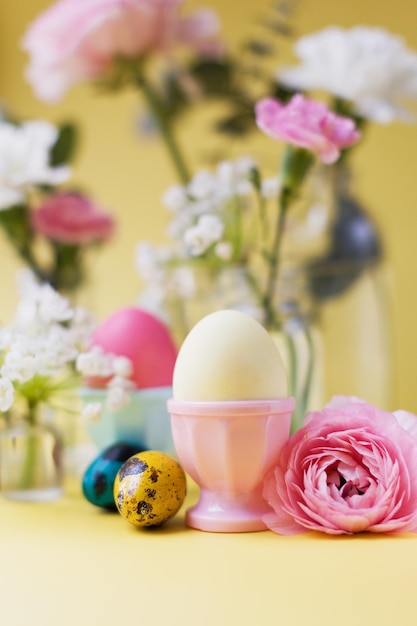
top-left (167, 397), bottom-right (294, 533)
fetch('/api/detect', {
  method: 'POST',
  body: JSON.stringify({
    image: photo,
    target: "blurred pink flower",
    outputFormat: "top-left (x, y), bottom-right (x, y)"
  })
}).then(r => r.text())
top-left (255, 94), bottom-right (361, 164)
top-left (31, 192), bottom-right (115, 244)
top-left (263, 396), bottom-right (417, 535)
top-left (22, 0), bottom-right (223, 102)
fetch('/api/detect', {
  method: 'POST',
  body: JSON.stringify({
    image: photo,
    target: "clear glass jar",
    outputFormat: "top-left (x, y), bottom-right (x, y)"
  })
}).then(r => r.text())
top-left (0, 420), bottom-right (63, 502)
top-left (163, 262), bottom-right (324, 433)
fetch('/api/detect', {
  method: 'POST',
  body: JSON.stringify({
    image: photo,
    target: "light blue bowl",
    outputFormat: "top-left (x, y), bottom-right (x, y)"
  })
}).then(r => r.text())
top-left (78, 387), bottom-right (174, 455)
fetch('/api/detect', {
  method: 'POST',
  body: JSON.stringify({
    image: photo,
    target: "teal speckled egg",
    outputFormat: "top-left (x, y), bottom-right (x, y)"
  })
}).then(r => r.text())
top-left (82, 442), bottom-right (145, 510)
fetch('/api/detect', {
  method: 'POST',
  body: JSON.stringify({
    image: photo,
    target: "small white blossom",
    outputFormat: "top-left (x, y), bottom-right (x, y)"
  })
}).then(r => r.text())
top-left (188, 171), bottom-right (216, 199)
top-left (76, 346), bottom-right (114, 378)
top-left (0, 120), bottom-right (71, 210)
top-left (81, 402), bottom-right (103, 424)
top-left (0, 328), bottom-right (13, 351)
top-left (235, 156), bottom-right (257, 177)
top-left (38, 284), bottom-right (73, 324)
top-left (2, 354), bottom-right (37, 383)
top-left (216, 160), bottom-right (235, 184)
top-left (214, 241), bottom-right (233, 261)
top-left (106, 385), bottom-right (131, 412)
top-left (108, 375), bottom-right (135, 390)
top-left (279, 26), bottom-right (417, 123)
top-left (112, 356), bottom-right (133, 378)
top-left (183, 226), bottom-right (208, 256)
top-left (0, 378), bottom-right (15, 411)
top-left (184, 214), bottom-right (224, 256)
top-left (70, 307), bottom-right (97, 350)
top-left (261, 177), bottom-right (281, 200)
top-left (235, 180), bottom-right (253, 197)
top-left (16, 268), bottom-right (39, 299)
top-left (162, 185), bottom-right (188, 212)
top-left (198, 214), bottom-right (224, 239)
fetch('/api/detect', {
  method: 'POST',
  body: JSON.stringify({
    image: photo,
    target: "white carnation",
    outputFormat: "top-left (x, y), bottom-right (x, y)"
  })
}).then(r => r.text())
top-left (0, 120), bottom-right (71, 210)
top-left (279, 26), bottom-right (417, 123)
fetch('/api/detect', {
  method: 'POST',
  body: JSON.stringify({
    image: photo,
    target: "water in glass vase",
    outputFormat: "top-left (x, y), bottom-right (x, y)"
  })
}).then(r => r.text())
top-left (0, 421), bottom-right (63, 501)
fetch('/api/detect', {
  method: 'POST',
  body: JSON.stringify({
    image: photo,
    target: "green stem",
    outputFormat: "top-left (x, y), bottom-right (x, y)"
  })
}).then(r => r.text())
top-left (262, 191), bottom-right (288, 330)
top-left (262, 146), bottom-right (314, 330)
top-left (0, 206), bottom-right (48, 283)
top-left (300, 325), bottom-right (315, 417)
top-left (137, 77), bottom-right (191, 185)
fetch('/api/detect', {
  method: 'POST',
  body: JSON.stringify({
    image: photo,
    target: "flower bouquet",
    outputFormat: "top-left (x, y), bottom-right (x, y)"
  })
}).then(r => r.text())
top-left (0, 115), bottom-right (115, 297)
top-left (0, 270), bottom-right (95, 499)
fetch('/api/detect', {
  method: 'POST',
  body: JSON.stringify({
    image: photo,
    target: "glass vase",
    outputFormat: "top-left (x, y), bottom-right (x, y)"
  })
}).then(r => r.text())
top-left (307, 162), bottom-right (393, 408)
top-left (0, 420), bottom-right (63, 502)
top-left (163, 263), bottom-right (323, 433)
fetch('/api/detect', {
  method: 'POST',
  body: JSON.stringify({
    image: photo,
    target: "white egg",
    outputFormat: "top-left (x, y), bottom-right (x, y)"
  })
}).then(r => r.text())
top-left (173, 310), bottom-right (288, 401)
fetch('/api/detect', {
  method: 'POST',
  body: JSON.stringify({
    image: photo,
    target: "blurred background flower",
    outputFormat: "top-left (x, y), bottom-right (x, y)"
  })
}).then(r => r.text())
top-left (0, 114), bottom-right (115, 296)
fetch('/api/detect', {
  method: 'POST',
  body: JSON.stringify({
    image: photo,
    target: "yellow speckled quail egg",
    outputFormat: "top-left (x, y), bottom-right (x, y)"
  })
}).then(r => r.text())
top-left (114, 451), bottom-right (187, 527)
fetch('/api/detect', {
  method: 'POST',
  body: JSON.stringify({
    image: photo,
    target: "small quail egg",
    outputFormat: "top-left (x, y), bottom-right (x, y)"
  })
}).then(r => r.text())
top-left (114, 451), bottom-right (187, 527)
top-left (82, 441), bottom-right (145, 510)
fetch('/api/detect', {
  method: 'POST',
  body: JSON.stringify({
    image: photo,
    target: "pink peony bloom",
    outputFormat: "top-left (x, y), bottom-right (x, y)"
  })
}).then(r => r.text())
top-left (22, 0), bottom-right (223, 102)
top-left (31, 192), bottom-right (115, 245)
top-left (255, 94), bottom-right (361, 164)
top-left (263, 396), bottom-right (417, 535)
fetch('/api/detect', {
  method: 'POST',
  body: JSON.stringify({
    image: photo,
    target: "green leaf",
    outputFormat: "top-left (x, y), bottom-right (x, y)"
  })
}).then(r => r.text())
top-left (0, 204), bottom-right (33, 247)
top-left (189, 59), bottom-right (236, 98)
top-left (215, 110), bottom-right (255, 137)
top-left (50, 122), bottom-right (78, 166)
top-left (243, 39), bottom-right (275, 57)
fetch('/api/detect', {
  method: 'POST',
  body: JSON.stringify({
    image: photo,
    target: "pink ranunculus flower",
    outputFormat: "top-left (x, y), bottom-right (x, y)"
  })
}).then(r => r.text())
top-left (263, 396), bottom-right (417, 535)
top-left (22, 0), bottom-right (223, 103)
top-left (31, 192), bottom-right (115, 245)
top-left (255, 94), bottom-right (361, 164)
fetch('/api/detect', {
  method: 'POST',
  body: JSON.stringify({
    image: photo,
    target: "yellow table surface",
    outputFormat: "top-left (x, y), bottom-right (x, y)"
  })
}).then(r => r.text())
top-left (1, 479), bottom-right (417, 626)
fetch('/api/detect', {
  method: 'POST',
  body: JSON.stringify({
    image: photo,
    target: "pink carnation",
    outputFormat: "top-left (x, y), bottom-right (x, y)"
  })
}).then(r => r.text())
top-left (255, 94), bottom-right (361, 164)
top-left (31, 192), bottom-right (115, 245)
top-left (22, 0), bottom-right (223, 102)
top-left (263, 396), bottom-right (417, 535)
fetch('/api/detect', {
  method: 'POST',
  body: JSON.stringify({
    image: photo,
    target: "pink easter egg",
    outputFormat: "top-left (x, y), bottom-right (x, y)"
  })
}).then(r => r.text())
top-left (86, 307), bottom-right (177, 389)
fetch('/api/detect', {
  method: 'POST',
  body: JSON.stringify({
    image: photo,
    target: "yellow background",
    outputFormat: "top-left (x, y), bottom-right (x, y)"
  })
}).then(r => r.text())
top-left (1, 0), bottom-right (417, 412)
top-left (2, 4), bottom-right (417, 624)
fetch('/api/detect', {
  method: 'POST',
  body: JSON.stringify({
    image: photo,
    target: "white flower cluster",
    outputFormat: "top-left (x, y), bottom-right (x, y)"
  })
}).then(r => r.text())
top-left (76, 346), bottom-right (134, 422)
top-left (279, 26), bottom-right (417, 124)
top-left (135, 242), bottom-right (196, 321)
top-left (0, 270), bottom-right (95, 412)
top-left (0, 120), bottom-right (71, 210)
top-left (162, 156), bottom-right (281, 259)
top-left (134, 157), bottom-right (282, 321)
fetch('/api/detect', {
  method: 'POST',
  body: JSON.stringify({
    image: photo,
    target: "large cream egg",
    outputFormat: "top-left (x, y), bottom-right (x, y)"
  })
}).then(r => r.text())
top-left (172, 310), bottom-right (288, 401)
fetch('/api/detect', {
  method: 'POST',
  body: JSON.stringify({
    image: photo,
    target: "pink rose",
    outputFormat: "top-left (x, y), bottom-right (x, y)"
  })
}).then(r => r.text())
top-left (255, 94), bottom-right (361, 164)
top-left (22, 0), bottom-right (223, 102)
top-left (31, 192), bottom-right (115, 244)
top-left (263, 396), bottom-right (417, 535)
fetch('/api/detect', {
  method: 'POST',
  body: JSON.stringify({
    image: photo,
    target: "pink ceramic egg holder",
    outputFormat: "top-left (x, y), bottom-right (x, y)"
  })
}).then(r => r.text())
top-left (167, 398), bottom-right (294, 532)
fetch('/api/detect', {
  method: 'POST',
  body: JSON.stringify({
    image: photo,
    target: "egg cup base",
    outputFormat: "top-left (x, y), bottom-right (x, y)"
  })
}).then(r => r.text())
top-left (186, 488), bottom-right (269, 532)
